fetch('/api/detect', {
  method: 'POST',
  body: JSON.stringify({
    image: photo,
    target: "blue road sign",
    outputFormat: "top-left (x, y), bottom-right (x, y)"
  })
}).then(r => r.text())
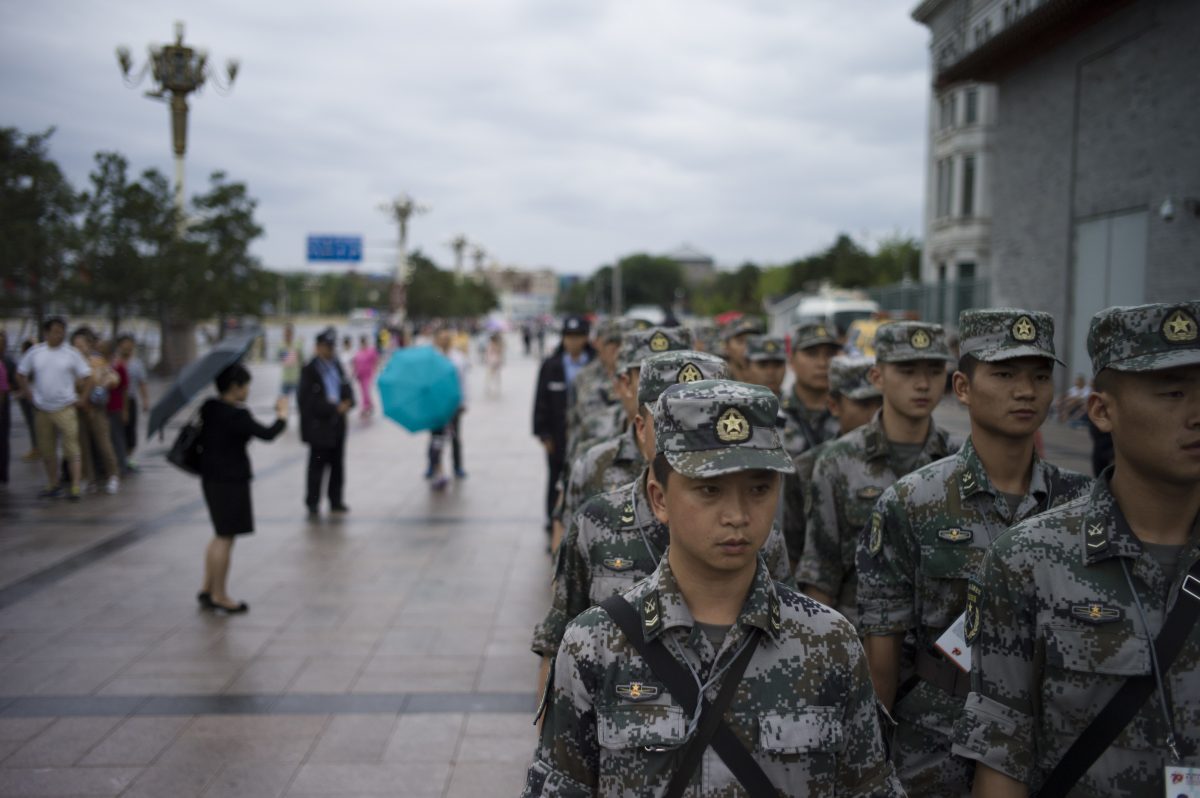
top-left (307, 235), bottom-right (363, 262)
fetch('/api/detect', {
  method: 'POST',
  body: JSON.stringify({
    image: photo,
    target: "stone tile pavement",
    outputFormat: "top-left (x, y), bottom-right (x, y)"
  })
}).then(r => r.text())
top-left (0, 336), bottom-right (1096, 797)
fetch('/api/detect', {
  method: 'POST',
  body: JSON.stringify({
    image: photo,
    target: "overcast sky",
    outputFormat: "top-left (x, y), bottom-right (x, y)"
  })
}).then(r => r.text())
top-left (2, 1), bottom-right (933, 276)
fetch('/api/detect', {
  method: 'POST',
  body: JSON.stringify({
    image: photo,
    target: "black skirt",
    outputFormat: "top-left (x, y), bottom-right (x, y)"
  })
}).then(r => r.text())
top-left (202, 479), bottom-right (254, 537)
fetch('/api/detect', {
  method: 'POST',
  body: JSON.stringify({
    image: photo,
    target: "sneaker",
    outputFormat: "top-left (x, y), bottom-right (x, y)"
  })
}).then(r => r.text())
top-left (454, 469), bottom-right (468, 479)
top-left (105, 476), bottom-right (120, 495)
top-left (37, 486), bottom-right (64, 499)
top-left (67, 485), bottom-right (82, 501)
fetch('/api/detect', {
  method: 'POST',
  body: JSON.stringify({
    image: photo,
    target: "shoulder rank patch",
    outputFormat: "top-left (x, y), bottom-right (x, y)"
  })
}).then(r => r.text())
top-left (620, 503), bottom-right (635, 524)
top-left (868, 511), bottom-right (883, 556)
top-left (1072, 603), bottom-right (1123, 624)
top-left (964, 582), bottom-right (983, 645)
top-left (603, 557), bottom-right (635, 572)
top-left (938, 528), bottom-right (973, 544)
top-left (768, 591), bottom-right (782, 632)
top-left (1085, 521), bottom-right (1109, 555)
top-left (642, 592), bottom-right (661, 633)
top-left (857, 486), bottom-right (883, 501)
top-left (615, 681), bottom-right (660, 702)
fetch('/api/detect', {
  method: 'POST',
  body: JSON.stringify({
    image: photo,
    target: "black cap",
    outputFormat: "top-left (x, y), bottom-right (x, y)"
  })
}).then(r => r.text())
top-left (562, 315), bottom-right (590, 336)
top-left (315, 327), bottom-right (336, 346)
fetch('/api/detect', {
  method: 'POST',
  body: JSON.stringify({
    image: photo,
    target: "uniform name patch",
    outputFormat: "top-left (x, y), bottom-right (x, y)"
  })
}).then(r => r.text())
top-left (1071, 603), bottom-right (1122, 624)
top-left (615, 681), bottom-right (660, 702)
top-left (938, 528), bottom-right (973, 544)
top-left (602, 557), bottom-right (635, 572)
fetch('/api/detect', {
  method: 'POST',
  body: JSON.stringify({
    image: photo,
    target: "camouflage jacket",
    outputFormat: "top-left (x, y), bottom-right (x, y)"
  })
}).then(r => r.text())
top-left (780, 388), bottom-right (840, 460)
top-left (782, 439), bottom-right (833, 569)
top-left (568, 359), bottom-right (617, 448)
top-left (856, 437), bottom-right (1091, 737)
top-left (797, 412), bottom-right (958, 624)
top-left (532, 471), bottom-right (795, 659)
top-left (952, 474), bottom-right (1200, 795)
top-left (561, 427), bottom-right (646, 532)
top-left (568, 402), bottom-right (625, 472)
top-left (524, 555), bottom-right (904, 797)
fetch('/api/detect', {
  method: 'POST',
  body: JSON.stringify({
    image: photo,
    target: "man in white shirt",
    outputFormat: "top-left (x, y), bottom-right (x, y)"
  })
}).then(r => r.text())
top-left (16, 317), bottom-right (93, 500)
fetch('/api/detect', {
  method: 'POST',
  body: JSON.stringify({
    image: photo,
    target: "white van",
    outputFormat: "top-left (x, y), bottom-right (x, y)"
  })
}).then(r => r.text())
top-left (791, 295), bottom-right (878, 339)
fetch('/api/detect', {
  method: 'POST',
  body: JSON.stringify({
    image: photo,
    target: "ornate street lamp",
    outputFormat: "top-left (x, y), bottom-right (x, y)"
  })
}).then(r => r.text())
top-left (116, 21), bottom-right (238, 215)
top-left (379, 193), bottom-right (429, 320)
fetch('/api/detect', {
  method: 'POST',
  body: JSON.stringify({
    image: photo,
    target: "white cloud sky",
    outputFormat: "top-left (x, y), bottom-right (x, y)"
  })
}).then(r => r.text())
top-left (1, 0), bottom-right (933, 275)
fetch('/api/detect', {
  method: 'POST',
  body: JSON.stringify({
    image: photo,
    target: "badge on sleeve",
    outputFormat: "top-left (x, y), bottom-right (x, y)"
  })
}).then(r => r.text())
top-left (868, 511), bottom-right (883, 556)
top-left (964, 581), bottom-right (983, 645)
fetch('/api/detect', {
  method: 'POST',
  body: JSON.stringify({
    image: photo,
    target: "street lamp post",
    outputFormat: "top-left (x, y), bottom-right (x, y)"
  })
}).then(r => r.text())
top-left (116, 21), bottom-right (239, 220)
top-left (379, 194), bottom-right (429, 323)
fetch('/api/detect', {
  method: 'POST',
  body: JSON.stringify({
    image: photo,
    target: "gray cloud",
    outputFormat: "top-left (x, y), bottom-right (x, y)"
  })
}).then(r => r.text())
top-left (1, 0), bottom-right (932, 275)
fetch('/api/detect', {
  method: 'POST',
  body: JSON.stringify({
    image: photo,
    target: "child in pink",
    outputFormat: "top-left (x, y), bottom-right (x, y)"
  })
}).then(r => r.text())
top-left (352, 336), bottom-right (379, 417)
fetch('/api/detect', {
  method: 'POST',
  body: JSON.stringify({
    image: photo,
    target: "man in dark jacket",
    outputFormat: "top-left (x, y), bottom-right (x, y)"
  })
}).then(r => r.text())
top-left (532, 315), bottom-right (594, 540)
top-left (298, 327), bottom-right (355, 518)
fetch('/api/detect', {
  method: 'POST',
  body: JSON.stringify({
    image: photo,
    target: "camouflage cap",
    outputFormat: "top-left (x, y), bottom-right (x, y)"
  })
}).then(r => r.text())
top-left (744, 335), bottom-right (788, 362)
top-left (720, 318), bottom-right (764, 341)
top-left (1087, 302), bottom-right (1200, 374)
top-left (959, 308), bottom-right (1062, 365)
top-left (874, 321), bottom-right (954, 363)
top-left (654, 379), bottom-right (795, 479)
top-left (829, 355), bottom-right (881, 400)
top-left (637, 350), bottom-right (729, 407)
top-left (594, 318), bottom-right (622, 344)
top-left (792, 322), bottom-right (840, 351)
top-left (617, 326), bottom-right (693, 374)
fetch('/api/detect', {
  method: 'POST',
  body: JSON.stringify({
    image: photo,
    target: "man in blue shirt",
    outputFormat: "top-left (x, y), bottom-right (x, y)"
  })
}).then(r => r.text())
top-left (299, 327), bottom-right (355, 518)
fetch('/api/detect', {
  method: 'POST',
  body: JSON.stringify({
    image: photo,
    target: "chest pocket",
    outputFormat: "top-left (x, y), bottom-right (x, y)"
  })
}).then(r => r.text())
top-left (919, 543), bottom-right (987, 630)
top-left (597, 704), bottom-right (686, 750)
top-left (1044, 624), bottom-right (1149, 677)
top-left (588, 549), bottom-right (651, 605)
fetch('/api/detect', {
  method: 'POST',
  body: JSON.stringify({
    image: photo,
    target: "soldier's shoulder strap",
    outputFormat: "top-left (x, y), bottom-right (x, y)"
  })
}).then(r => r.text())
top-left (1036, 557), bottom-right (1200, 796)
top-left (598, 596), bottom-right (777, 798)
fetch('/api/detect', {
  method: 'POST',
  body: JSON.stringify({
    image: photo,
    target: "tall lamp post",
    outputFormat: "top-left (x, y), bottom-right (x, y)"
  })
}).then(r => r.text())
top-left (116, 21), bottom-right (239, 218)
top-left (379, 193), bottom-right (429, 322)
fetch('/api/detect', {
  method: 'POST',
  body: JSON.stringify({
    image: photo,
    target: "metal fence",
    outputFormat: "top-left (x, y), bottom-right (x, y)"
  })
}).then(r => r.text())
top-left (867, 278), bottom-right (990, 329)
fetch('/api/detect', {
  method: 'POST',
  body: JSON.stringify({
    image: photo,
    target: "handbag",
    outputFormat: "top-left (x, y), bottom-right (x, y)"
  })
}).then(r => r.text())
top-left (167, 412), bottom-right (204, 476)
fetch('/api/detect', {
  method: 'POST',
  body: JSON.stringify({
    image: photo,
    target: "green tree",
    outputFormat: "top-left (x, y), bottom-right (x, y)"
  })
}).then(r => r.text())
top-left (616, 253), bottom-right (683, 310)
top-left (871, 234), bottom-right (921, 284)
top-left (0, 127), bottom-right (81, 326)
top-left (404, 250), bottom-right (498, 321)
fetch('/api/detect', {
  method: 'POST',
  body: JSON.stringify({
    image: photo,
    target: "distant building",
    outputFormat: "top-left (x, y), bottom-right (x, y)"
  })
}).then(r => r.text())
top-left (912, 0), bottom-right (1200, 382)
top-left (665, 244), bottom-right (717, 288)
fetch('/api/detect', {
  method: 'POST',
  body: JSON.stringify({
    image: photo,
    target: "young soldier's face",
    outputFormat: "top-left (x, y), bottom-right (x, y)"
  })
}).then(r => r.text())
top-left (600, 340), bottom-right (620, 370)
top-left (873, 360), bottom-right (944, 422)
top-left (633, 407), bottom-right (656, 462)
top-left (790, 344), bottom-right (839, 392)
top-left (831, 395), bottom-right (882, 434)
top-left (724, 335), bottom-right (750, 367)
top-left (649, 468), bottom-right (780, 577)
top-left (955, 356), bottom-right (1054, 439)
top-left (1090, 365), bottom-right (1200, 486)
top-left (615, 369), bottom-right (641, 420)
top-left (746, 360), bottom-right (786, 395)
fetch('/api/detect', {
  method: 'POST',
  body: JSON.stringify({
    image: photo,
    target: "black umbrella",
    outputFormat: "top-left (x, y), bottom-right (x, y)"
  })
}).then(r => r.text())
top-left (146, 326), bottom-right (261, 439)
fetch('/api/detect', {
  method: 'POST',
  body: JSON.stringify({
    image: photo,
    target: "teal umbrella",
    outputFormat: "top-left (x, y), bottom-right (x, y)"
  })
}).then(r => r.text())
top-left (377, 346), bottom-right (461, 432)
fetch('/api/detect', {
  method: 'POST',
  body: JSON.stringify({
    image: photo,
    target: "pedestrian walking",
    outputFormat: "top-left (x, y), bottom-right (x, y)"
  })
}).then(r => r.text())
top-left (197, 363), bottom-right (288, 614)
top-left (484, 332), bottom-right (504, 398)
top-left (72, 328), bottom-right (120, 495)
top-left (352, 334), bottom-right (379, 418)
top-left (97, 339), bottom-right (130, 476)
top-left (277, 322), bottom-right (304, 404)
top-left (426, 328), bottom-right (468, 489)
top-left (298, 327), bottom-right (354, 517)
top-left (524, 379), bottom-right (903, 796)
top-left (0, 330), bottom-right (15, 485)
top-left (955, 301), bottom-right (1200, 796)
top-left (114, 335), bottom-right (149, 470)
top-left (532, 315), bottom-right (594, 540)
top-left (15, 318), bottom-right (92, 500)
top-left (857, 309), bottom-right (1091, 797)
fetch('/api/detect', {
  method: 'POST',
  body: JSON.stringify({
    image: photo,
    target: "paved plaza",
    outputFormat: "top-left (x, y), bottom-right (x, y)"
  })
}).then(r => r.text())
top-left (0, 339), bottom-right (1095, 797)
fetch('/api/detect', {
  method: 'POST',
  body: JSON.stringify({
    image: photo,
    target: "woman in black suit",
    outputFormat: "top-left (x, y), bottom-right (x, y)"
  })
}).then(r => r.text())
top-left (197, 363), bottom-right (287, 614)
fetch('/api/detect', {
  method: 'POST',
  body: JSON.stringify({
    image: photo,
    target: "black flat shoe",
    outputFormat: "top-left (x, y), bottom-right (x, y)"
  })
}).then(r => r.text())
top-left (330, 504), bottom-right (350, 513)
top-left (197, 592), bottom-right (214, 609)
top-left (209, 600), bottom-right (249, 614)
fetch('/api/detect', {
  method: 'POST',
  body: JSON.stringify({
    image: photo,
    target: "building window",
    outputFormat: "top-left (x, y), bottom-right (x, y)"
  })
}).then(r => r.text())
top-left (957, 262), bottom-right (977, 316)
top-left (961, 155), bottom-right (976, 217)
top-left (965, 88), bottom-right (978, 124)
top-left (936, 158), bottom-right (955, 219)
top-left (939, 93), bottom-right (957, 130)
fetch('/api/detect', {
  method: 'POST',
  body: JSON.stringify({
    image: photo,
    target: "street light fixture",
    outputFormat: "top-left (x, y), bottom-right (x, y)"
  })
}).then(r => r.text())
top-left (116, 21), bottom-right (238, 216)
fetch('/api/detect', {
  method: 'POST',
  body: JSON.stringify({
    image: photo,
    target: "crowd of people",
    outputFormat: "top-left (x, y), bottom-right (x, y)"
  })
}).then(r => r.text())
top-left (523, 302), bottom-right (1200, 797)
top-left (1, 318), bottom-right (149, 500)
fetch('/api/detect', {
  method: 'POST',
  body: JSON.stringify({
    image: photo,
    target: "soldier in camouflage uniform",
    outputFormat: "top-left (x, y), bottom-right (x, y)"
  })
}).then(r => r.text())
top-left (524, 379), bottom-right (903, 797)
top-left (953, 302), bottom-right (1200, 797)
top-left (798, 321), bottom-right (959, 623)
top-left (720, 318), bottom-right (763, 381)
top-left (856, 310), bottom-right (1092, 797)
top-left (780, 322), bottom-right (843, 460)
top-left (559, 328), bottom-right (693, 531)
top-left (565, 320), bottom-right (623, 452)
top-left (781, 355), bottom-right (882, 569)
top-left (742, 334), bottom-right (789, 397)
